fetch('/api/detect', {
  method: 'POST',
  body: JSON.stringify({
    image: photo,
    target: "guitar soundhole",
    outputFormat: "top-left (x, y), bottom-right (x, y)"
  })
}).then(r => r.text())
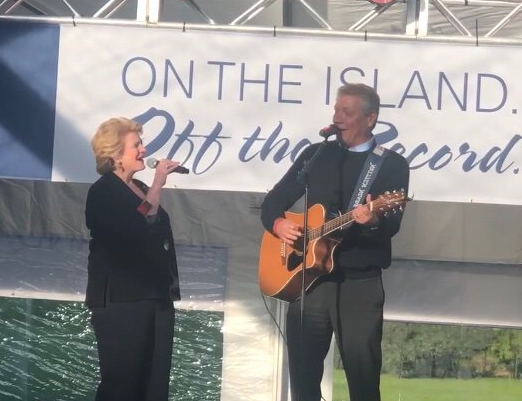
top-left (287, 252), bottom-right (302, 272)
top-left (287, 237), bottom-right (305, 272)
top-left (294, 237), bottom-right (304, 253)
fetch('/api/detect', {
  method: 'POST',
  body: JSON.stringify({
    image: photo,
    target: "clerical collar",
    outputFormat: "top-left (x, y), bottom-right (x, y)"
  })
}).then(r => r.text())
top-left (346, 136), bottom-right (375, 153)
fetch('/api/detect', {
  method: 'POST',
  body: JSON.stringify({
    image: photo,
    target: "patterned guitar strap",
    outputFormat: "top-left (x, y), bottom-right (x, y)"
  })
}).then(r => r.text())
top-left (346, 144), bottom-right (389, 212)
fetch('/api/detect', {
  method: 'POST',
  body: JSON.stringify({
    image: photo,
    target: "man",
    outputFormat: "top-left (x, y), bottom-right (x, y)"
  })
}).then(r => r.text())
top-left (261, 83), bottom-right (409, 401)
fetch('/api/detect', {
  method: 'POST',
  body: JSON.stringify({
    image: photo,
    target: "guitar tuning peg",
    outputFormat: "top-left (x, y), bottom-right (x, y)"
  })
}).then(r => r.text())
top-left (384, 212), bottom-right (389, 218)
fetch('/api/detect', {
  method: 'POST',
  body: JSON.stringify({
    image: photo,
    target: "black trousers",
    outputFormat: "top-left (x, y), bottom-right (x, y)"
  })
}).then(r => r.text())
top-left (286, 276), bottom-right (384, 401)
top-left (90, 299), bottom-right (175, 401)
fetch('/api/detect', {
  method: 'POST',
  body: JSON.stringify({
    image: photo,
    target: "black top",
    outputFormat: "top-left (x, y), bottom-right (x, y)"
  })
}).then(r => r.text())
top-left (261, 140), bottom-right (410, 279)
top-left (85, 172), bottom-right (180, 307)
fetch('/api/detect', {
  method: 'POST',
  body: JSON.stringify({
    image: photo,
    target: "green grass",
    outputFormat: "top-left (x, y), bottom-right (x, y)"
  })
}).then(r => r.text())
top-left (333, 371), bottom-right (522, 401)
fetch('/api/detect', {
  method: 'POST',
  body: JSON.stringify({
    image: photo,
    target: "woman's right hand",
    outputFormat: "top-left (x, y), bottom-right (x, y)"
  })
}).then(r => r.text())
top-left (152, 159), bottom-right (180, 187)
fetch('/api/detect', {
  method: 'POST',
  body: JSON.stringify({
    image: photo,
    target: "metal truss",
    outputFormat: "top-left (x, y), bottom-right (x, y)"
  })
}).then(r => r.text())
top-left (1, 0), bottom-right (522, 41)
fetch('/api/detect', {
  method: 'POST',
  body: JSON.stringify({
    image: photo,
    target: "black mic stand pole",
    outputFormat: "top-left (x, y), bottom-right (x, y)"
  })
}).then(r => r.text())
top-left (295, 136), bottom-right (329, 401)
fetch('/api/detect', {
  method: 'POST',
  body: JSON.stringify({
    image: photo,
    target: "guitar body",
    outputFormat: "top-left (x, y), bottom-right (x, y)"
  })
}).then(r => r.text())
top-left (258, 204), bottom-right (341, 302)
top-left (258, 190), bottom-right (408, 302)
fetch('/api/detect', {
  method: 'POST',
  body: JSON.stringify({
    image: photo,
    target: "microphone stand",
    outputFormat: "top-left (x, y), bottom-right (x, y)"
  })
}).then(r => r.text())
top-left (295, 136), bottom-right (329, 401)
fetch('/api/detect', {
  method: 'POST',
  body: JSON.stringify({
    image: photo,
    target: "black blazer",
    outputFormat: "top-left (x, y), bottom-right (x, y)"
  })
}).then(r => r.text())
top-left (85, 172), bottom-right (181, 307)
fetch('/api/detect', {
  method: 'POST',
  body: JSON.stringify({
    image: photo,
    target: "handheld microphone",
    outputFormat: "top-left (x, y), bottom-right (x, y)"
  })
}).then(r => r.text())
top-left (146, 158), bottom-right (190, 174)
top-left (319, 124), bottom-right (341, 139)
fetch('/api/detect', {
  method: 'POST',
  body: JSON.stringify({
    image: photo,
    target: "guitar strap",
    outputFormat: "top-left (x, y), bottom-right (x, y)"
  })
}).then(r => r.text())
top-left (346, 144), bottom-right (389, 211)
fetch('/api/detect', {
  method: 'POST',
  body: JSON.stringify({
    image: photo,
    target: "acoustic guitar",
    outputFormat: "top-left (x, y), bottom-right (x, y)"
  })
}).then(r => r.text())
top-left (258, 190), bottom-right (408, 302)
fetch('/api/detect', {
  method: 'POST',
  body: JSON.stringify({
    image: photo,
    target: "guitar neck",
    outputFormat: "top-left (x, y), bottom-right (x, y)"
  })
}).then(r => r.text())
top-left (308, 210), bottom-right (355, 240)
top-left (307, 191), bottom-right (407, 241)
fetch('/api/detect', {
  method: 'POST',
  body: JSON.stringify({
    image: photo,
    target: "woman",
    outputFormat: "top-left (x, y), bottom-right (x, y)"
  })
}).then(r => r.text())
top-left (85, 117), bottom-right (181, 401)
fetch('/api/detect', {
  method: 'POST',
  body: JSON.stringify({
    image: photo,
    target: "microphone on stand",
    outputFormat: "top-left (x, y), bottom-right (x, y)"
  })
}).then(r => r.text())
top-left (319, 124), bottom-right (341, 139)
top-left (146, 158), bottom-right (190, 174)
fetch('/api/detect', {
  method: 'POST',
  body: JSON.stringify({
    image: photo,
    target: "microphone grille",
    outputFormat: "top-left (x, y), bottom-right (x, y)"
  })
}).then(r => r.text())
top-left (319, 124), bottom-right (340, 138)
top-left (146, 158), bottom-right (158, 169)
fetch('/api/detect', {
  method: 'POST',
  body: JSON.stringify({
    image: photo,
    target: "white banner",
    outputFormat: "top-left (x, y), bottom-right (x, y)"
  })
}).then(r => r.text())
top-left (53, 25), bottom-right (522, 205)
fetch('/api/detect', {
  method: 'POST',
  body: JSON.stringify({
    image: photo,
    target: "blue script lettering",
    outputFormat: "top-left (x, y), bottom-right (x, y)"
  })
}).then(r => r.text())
top-left (377, 122), bottom-right (521, 172)
top-left (239, 121), bottom-right (310, 163)
top-left (132, 107), bottom-right (519, 175)
top-left (133, 107), bottom-right (230, 174)
top-left (455, 136), bottom-right (521, 172)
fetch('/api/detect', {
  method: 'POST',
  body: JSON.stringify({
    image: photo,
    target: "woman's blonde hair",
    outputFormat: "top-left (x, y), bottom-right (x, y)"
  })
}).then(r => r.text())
top-left (91, 117), bottom-right (143, 174)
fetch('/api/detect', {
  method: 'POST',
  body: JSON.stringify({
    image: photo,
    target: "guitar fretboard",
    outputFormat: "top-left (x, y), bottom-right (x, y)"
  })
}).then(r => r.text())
top-left (308, 211), bottom-right (355, 240)
top-left (306, 191), bottom-right (405, 241)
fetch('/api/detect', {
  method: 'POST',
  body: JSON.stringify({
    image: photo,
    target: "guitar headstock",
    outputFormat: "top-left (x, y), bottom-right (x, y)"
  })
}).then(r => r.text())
top-left (371, 189), bottom-right (410, 216)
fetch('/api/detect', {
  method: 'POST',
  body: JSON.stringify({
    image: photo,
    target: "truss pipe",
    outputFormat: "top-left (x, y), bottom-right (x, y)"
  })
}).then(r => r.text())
top-left (93, 0), bottom-right (128, 19)
top-left (184, 0), bottom-right (215, 25)
top-left (442, 0), bottom-right (520, 6)
top-left (349, 3), bottom-right (394, 32)
top-left (431, 0), bottom-right (471, 36)
top-left (0, 0), bottom-right (25, 14)
top-left (294, 0), bottom-right (332, 30)
top-left (230, 0), bottom-right (277, 26)
top-left (485, 1), bottom-right (522, 37)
